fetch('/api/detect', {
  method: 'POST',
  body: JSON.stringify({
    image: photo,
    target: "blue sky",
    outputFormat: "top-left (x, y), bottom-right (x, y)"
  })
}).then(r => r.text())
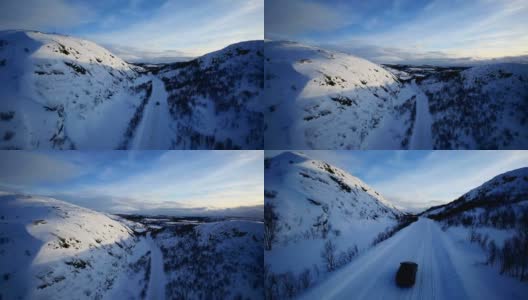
top-left (0, 0), bottom-right (263, 60)
top-left (0, 151), bottom-right (263, 216)
top-left (266, 150), bottom-right (528, 212)
top-left (265, 0), bottom-right (528, 65)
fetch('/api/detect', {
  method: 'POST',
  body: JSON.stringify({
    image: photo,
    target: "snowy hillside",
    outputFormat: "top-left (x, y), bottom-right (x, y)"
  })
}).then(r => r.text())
top-left (155, 220), bottom-right (264, 299)
top-left (423, 167), bottom-right (528, 219)
top-left (0, 194), bottom-right (139, 299)
top-left (0, 30), bottom-right (263, 149)
top-left (155, 40), bottom-right (264, 149)
top-left (264, 41), bottom-right (528, 149)
top-left (0, 194), bottom-right (264, 299)
top-left (264, 151), bottom-right (406, 298)
top-left (422, 168), bottom-right (528, 283)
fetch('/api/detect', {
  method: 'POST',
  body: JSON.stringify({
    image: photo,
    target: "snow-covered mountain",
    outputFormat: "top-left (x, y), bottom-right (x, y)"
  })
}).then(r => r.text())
top-left (290, 168), bottom-right (528, 300)
top-left (0, 194), bottom-right (264, 299)
top-left (422, 167), bottom-right (528, 283)
top-left (264, 151), bottom-right (404, 297)
top-left (423, 167), bottom-right (528, 219)
top-left (0, 30), bottom-right (263, 149)
top-left (0, 194), bottom-right (139, 299)
top-left (264, 41), bottom-right (528, 149)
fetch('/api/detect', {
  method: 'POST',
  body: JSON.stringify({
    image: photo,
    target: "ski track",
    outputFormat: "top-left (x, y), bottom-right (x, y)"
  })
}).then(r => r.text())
top-left (301, 218), bottom-right (526, 300)
top-left (130, 75), bottom-right (172, 149)
top-left (409, 80), bottom-right (433, 149)
top-left (146, 233), bottom-right (166, 300)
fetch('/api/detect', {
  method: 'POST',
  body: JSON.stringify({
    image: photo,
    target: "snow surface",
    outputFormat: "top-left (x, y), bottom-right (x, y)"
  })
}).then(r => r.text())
top-left (301, 218), bottom-right (528, 300)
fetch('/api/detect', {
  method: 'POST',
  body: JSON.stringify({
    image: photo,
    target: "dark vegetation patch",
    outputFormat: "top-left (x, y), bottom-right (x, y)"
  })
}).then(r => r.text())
top-left (2, 130), bottom-right (13, 141)
top-left (371, 215), bottom-right (418, 246)
top-left (117, 81), bottom-right (153, 149)
top-left (65, 258), bottom-right (91, 269)
top-left (64, 62), bottom-right (89, 75)
top-left (303, 110), bottom-right (331, 121)
top-left (307, 198), bottom-right (321, 206)
top-left (32, 219), bottom-right (47, 225)
top-left (0, 111), bottom-right (14, 121)
top-left (331, 95), bottom-right (356, 107)
top-left (264, 190), bottom-right (277, 198)
top-left (56, 43), bottom-right (70, 55)
top-left (34, 70), bottom-right (64, 75)
top-left (329, 175), bottom-right (351, 193)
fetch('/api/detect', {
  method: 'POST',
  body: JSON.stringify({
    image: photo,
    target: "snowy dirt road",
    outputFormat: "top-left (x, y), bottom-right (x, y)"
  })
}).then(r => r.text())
top-left (409, 81), bottom-right (433, 149)
top-left (301, 218), bottom-right (528, 300)
top-left (146, 234), bottom-right (166, 300)
top-left (130, 76), bottom-right (172, 149)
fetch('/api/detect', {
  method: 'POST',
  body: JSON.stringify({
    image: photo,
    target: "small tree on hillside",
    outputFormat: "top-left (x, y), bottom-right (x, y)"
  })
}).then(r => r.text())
top-left (265, 202), bottom-right (279, 250)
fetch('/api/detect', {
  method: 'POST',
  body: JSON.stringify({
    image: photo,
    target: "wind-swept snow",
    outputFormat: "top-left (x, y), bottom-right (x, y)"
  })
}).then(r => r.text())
top-left (302, 218), bottom-right (528, 300)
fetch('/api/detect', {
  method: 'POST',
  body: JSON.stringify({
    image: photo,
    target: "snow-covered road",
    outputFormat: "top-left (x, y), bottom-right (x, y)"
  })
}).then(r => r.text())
top-left (409, 81), bottom-right (433, 149)
top-left (130, 76), bottom-right (172, 149)
top-left (146, 234), bottom-right (166, 300)
top-left (301, 218), bottom-right (528, 300)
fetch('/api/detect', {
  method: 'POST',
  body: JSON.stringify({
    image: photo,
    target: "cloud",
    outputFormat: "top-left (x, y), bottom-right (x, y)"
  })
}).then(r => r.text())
top-left (104, 44), bottom-right (194, 63)
top-left (265, 0), bottom-right (352, 38)
top-left (85, 0), bottom-right (263, 56)
top-left (323, 43), bottom-right (528, 65)
top-left (0, 151), bottom-right (84, 186)
top-left (0, 0), bottom-right (93, 30)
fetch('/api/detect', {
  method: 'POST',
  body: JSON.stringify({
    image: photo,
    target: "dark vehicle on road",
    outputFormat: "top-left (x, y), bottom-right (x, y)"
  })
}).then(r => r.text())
top-left (396, 262), bottom-right (418, 287)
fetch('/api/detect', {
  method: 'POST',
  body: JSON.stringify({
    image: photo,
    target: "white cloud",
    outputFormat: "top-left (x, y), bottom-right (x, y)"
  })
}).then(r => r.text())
top-left (0, 151), bottom-right (85, 186)
top-left (265, 0), bottom-right (354, 38)
top-left (85, 0), bottom-right (263, 56)
top-left (0, 0), bottom-right (93, 30)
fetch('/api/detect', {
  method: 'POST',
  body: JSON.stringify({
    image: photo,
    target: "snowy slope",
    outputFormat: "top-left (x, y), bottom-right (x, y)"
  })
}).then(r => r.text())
top-left (0, 30), bottom-right (264, 149)
top-left (264, 41), bottom-right (407, 149)
top-left (157, 40), bottom-right (264, 149)
top-left (0, 194), bottom-right (139, 300)
top-left (0, 194), bottom-right (265, 299)
top-left (421, 168), bottom-right (528, 283)
top-left (0, 30), bottom-right (143, 149)
top-left (423, 167), bottom-right (528, 219)
top-left (264, 41), bottom-right (528, 149)
top-left (301, 218), bottom-right (528, 300)
top-left (156, 220), bottom-right (264, 299)
top-left (264, 151), bottom-right (403, 296)
top-left (421, 64), bottom-right (528, 149)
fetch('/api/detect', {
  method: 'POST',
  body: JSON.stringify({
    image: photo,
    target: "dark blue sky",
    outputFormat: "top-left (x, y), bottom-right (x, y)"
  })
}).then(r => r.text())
top-left (265, 0), bottom-right (528, 64)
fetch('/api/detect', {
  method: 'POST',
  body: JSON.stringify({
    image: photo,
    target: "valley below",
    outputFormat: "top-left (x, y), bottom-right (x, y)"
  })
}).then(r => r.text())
top-left (0, 194), bottom-right (264, 300)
